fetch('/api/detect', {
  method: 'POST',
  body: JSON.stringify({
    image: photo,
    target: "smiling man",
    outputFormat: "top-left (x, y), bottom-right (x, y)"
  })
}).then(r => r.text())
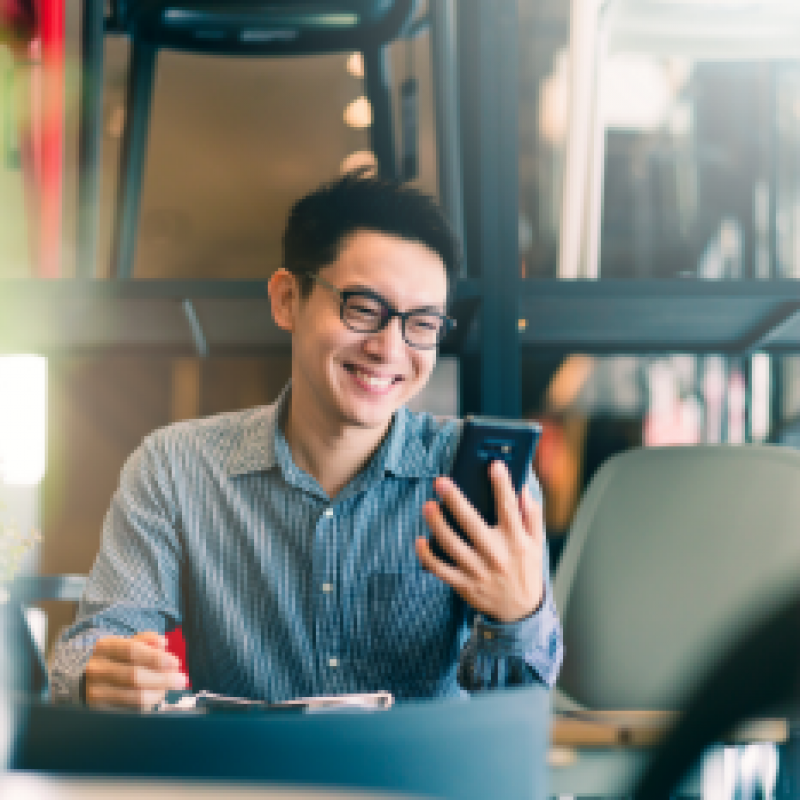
top-left (50, 173), bottom-right (563, 709)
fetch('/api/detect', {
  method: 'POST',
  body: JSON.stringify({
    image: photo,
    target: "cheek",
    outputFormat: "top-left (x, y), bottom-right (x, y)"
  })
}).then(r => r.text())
top-left (412, 353), bottom-right (437, 381)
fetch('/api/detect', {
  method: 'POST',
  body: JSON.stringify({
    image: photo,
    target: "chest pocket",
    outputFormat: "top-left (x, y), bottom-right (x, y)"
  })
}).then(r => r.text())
top-left (347, 571), bottom-right (461, 680)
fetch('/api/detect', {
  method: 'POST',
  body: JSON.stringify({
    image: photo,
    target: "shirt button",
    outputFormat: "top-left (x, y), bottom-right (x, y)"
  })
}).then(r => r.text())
top-left (324, 507), bottom-right (334, 518)
top-left (483, 630), bottom-right (494, 640)
top-left (322, 583), bottom-right (333, 593)
top-left (328, 657), bottom-right (339, 668)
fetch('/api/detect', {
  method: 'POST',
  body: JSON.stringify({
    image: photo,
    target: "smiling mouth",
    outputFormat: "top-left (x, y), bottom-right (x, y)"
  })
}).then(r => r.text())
top-left (344, 364), bottom-right (402, 391)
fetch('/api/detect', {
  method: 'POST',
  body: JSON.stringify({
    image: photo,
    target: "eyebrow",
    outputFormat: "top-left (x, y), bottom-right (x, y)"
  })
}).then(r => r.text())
top-left (343, 285), bottom-right (447, 314)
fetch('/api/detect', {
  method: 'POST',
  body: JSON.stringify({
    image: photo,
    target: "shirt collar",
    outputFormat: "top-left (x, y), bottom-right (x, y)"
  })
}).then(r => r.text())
top-left (223, 383), bottom-right (290, 477)
top-left (223, 382), bottom-right (444, 483)
top-left (380, 406), bottom-right (443, 479)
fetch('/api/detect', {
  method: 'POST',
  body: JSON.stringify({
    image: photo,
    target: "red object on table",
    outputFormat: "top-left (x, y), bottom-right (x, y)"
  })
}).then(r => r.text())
top-left (165, 627), bottom-right (190, 685)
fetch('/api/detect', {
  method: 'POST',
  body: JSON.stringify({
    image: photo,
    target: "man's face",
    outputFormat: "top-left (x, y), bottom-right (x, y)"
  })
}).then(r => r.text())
top-left (288, 229), bottom-right (448, 434)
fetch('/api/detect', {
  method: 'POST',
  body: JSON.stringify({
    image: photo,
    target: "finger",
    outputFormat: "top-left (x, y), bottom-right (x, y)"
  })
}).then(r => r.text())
top-left (85, 656), bottom-right (188, 691)
top-left (433, 476), bottom-right (496, 560)
top-left (93, 635), bottom-right (183, 672)
top-left (518, 487), bottom-right (544, 542)
top-left (422, 499), bottom-right (485, 576)
top-left (132, 631), bottom-right (168, 649)
top-left (490, 460), bottom-right (525, 542)
top-left (85, 682), bottom-right (169, 711)
top-left (415, 537), bottom-right (475, 599)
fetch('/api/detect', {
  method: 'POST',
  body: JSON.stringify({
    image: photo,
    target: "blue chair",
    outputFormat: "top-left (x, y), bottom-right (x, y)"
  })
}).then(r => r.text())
top-left (1, 575), bottom-right (86, 698)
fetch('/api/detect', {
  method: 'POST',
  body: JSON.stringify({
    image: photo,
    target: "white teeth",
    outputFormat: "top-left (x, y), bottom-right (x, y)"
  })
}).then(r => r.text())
top-left (354, 368), bottom-right (393, 390)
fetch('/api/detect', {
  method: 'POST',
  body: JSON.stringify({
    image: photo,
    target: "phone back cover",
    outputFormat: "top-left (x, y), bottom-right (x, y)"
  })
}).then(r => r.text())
top-left (430, 420), bottom-right (541, 563)
top-left (450, 420), bottom-right (540, 527)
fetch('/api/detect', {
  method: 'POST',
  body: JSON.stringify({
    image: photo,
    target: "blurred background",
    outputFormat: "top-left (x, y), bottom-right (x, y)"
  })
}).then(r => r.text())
top-left (1, 0), bottom-right (800, 652)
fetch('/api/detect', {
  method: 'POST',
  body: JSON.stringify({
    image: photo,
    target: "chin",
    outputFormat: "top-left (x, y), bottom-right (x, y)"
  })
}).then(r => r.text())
top-left (341, 396), bottom-right (407, 430)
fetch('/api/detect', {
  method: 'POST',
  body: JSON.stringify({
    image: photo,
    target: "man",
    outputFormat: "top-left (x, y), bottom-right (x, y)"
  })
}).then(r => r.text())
top-left (51, 173), bottom-right (563, 708)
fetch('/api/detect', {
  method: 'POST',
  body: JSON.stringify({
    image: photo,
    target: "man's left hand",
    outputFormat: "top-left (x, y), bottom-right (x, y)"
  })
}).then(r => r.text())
top-left (415, 459), bottom-right (544, 623)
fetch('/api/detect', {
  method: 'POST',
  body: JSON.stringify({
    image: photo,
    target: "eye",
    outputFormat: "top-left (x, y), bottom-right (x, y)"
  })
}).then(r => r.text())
top-left (343, 295), bottom-right (385, 328)
top-left (407, 314), bottom-right (444, 333)
top-left (348, 297), bottom-right (382, 316)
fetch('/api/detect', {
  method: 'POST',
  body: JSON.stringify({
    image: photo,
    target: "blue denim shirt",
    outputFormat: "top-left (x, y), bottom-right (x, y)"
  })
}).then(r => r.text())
top-left (50, 384), bottom-right (563, 704)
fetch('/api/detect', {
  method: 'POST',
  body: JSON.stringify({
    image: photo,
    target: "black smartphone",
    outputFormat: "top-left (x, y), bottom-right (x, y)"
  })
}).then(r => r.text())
top-left (428, 417), bottom-right (542, 565)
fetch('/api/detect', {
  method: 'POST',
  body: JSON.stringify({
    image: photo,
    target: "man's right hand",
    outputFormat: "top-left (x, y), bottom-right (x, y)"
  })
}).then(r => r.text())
top-left (83, 631), bottom-right (188, 710)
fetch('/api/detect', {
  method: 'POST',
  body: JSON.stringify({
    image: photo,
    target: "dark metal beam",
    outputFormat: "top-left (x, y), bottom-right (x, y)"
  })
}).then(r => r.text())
top-left (181, 299), bottom-right (209, 358)
top-left (429, 0), bottom-right (464, 264)
top-left (458, 0), bottom-right (521, 417)
top-left (739, 301), bottom-right (800, 354)
top-left (77, 0), bottom-right (105, 278)
top-left (363, 46), bottom-right (397, 180)
top-left (110, 39), bottom-right (157, 279)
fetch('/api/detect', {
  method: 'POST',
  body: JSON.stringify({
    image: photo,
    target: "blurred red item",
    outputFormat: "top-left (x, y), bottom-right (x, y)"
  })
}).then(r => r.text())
top-left (165, 628), bottom-right (190, 684)
top-left (0, 1), bottom-right (37, 50)
top-left (3, 0), bottom-right (63, 278)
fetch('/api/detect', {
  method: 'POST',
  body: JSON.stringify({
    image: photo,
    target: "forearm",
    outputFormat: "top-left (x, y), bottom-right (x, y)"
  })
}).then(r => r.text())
top-left (49, 630), bottom-right (103, 705)
top-left (49, 433), bottom-right (184, 705)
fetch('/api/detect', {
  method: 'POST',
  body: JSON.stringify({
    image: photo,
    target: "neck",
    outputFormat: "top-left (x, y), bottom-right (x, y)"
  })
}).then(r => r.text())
top-left (283, 403), bottom-right (392, 499)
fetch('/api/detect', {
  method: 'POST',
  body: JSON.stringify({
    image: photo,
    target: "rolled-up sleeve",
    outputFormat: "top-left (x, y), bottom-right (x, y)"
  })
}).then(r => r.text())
top-left (457, 581), bottom-right (563, 690)
top-left (49, 433), bottom-right (183, 705)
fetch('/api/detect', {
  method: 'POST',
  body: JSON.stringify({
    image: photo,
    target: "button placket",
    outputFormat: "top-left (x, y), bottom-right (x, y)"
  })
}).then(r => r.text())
top-left (314, 503), bottom-right (342, 690)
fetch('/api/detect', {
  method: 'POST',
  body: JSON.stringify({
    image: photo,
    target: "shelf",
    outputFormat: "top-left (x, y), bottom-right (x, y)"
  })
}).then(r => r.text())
top-left (518, 280), bottom-right (800, 355)
top-left (0, 281), bottom-right (285, 356)
top-left (5, 279), bottom-right (800, 358)
top-left (0, 280), bottom-right (477, 357)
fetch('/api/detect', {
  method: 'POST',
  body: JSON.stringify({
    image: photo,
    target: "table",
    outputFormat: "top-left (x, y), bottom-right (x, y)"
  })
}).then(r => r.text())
top-left (0, 773), bottom-right (422, 799)
top-left (548, 711), bottom-right (789, 797)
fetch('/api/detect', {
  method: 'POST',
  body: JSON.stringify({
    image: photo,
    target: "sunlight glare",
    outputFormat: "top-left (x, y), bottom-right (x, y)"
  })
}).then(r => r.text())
top-left (0, 356), bottom-right (46, 486)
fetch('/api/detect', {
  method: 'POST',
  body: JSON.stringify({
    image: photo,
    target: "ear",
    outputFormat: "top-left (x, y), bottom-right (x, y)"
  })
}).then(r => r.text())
top-left (268, 269), bottom-right (300, 333)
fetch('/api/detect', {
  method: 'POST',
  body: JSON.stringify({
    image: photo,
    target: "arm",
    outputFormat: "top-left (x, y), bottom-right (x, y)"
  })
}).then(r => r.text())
top-left (50, 433), bottom-right (188, 707)
top-left (415, 462), bottom-right (563, 690)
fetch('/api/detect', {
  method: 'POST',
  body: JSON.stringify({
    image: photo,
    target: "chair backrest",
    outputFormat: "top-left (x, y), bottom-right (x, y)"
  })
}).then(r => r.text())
top-left (2, 575), bottom-right (87, 698)
top-left (111, 0), bottom-right (418, 57)
top-left (554, 445), bottom-right (800, 711)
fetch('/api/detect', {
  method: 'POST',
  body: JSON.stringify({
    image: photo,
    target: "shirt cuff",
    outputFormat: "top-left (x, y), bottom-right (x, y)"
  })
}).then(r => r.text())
top-left (457, 585), bottom-right (563, 691)
top-left (49, 634), bottom-right (101, 706)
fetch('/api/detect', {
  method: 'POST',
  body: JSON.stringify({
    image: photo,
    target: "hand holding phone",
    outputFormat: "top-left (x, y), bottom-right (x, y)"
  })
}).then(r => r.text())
top-left (417, 417), bottom-right (545, 623)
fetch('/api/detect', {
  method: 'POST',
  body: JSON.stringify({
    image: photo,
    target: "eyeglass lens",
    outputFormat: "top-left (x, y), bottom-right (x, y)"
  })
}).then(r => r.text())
top-left (342, 294), bottom-right (445, 347)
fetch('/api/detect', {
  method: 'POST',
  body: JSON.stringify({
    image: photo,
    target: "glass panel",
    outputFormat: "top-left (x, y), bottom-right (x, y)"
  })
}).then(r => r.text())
top-left (520, 0), bottom-right (800, 281)
top-left (599, 60), bottom-right (775, 280)
top-left (521, 351), bottom-right (776, 569)
top-left (518, 0), bottom-right (570, 279)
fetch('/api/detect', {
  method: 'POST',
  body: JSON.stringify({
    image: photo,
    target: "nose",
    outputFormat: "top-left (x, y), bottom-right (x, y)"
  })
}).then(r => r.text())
top-left (362, 315), bottom-right (407, 359)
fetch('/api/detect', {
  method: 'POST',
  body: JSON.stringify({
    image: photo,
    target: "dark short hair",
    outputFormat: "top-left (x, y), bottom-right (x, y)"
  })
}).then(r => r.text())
top-left (282, 170), bottom-right (462, 297)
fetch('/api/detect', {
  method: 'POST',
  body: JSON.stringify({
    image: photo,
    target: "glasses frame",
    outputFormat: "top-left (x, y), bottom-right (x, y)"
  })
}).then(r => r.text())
top-left (308, 273), bottom-right (455, 350)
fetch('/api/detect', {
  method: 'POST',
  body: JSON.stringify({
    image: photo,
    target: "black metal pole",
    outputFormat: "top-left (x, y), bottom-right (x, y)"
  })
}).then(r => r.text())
top-left (110, 39), bottom-right (157, 280)
top-left (77, 0), bottom-right (105, 278)
top-left (429, 0), bottom-right (464, 266)
top-left (457, 0), bottom-right (521, 417)
top-left (363, 46), bottom-right (398, 181)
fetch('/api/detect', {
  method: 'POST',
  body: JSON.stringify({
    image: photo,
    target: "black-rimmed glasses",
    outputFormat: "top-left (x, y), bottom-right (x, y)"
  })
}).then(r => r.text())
top-left (309, 273), bottom-right (455, 350)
